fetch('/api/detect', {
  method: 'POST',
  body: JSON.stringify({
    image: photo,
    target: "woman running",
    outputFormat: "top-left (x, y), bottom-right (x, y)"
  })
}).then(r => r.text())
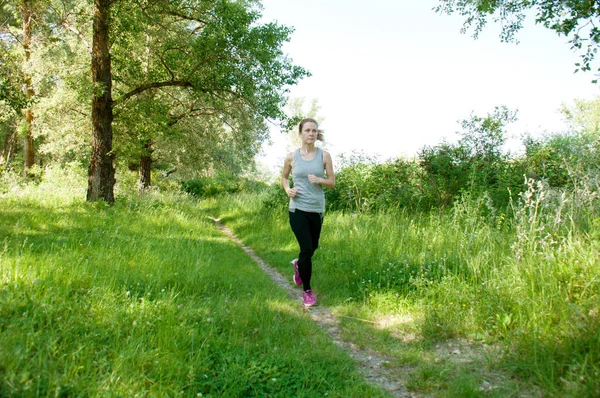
top-left (281, 118), bottom-right (335, 307)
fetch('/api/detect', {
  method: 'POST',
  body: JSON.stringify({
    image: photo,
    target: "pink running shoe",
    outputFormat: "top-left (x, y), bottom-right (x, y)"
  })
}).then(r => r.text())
top-left (291, 258), bottom-right (302, 286)
top-left (303, 290), bottom-right (317, 307)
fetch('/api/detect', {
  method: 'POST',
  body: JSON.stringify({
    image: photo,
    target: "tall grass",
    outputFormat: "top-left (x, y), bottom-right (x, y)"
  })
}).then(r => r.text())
top-left (204, 181), bottom-right (599, 397)
top-left (0, 171), bottom-right (385, 397)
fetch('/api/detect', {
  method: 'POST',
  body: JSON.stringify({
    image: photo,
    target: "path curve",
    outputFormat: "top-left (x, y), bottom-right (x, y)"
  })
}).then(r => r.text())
top-left (210, 217), bottom-right (421, 398)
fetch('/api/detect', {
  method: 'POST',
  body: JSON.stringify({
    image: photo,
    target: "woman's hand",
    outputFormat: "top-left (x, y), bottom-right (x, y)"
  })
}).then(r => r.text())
top-left (286, 187), bottom-right (299, 198)
top-left (307, 174), bottom-right (321, 184)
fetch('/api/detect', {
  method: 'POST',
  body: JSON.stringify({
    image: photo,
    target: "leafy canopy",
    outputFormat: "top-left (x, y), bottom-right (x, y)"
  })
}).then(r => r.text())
top-left (107, 0), bottom-right (308, 174)
top-left (436, 0), bottom-right (600, 77)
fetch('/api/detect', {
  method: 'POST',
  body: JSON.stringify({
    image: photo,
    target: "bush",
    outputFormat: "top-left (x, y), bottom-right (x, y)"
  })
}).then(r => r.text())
top-left (327, 154), bottom-right (440, 213)
top-left (523, 132), bottom-right (600, 188)
top-left (261, 183), bottom-right (288, 210)
top-left (181, 173), bottom-right (267, 198)
top-left (418, 142), bottom-right (471, 209)
top-left (326, 160), bottom-right (374, 212)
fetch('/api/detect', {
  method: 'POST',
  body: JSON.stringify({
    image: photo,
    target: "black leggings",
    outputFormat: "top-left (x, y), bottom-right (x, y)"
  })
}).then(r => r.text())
top-left (289, 209), bottom-right (323, 291)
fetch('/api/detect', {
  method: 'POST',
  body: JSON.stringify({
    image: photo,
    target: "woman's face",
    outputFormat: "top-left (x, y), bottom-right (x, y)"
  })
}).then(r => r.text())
top-left (300, 122), bottom-right (318, 144)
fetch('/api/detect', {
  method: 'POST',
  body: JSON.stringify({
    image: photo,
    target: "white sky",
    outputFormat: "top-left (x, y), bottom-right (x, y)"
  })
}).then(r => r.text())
top-left (255, 0), bottom-right (600, 172)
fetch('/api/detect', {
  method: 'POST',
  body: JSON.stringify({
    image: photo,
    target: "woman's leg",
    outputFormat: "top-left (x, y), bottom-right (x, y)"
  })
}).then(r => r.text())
top-left (308, 212), bottom-right (323, 258)
top-left (289, 210), bottom-right (319, 291)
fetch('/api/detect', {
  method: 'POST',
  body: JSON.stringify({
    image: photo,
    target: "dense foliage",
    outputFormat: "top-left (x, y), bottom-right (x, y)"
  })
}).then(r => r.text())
top-left (2, 2), bottom-right (599, 395)
top-left (0, 0), bottom-right (308, 201)
top-left (324, 104), bottom-right (599, 214)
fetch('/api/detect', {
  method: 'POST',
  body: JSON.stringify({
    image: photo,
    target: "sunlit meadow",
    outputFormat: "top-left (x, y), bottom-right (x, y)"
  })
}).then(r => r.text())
top-left (0, 169), bottom-right (384, 397)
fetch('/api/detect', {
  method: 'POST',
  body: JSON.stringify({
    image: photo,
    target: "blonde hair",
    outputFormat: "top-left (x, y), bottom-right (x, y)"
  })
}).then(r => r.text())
top-left (299, 118), bottom-right (324, 142)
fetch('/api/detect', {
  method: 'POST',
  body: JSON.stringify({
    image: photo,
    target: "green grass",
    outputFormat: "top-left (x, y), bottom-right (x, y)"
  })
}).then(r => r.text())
top-left (0, 191), bottom-right (386, 397)
top-left (203, 190), bottom-right (600, 397)
top-left (2, 167), bottom-right (599, 397)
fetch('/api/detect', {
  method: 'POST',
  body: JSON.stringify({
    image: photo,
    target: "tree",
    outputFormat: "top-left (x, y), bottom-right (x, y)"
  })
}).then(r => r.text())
top-left (436, 0), bottom-right (600, 78)
top-left (19, 1), bottom-right (35, 176)
top-left (458, 106), bottom-right (518, 205)
top-left (561, 96), bottom-right (600, 135)
top-left (84, 0), bottom-right (308, 201)
top-left (0, 0), bottom-right (87, 171)
top-left (559, 96), bottom-right (600, 177)
top-left (0, 1), bottom-right (44, 176)
top-left (418, 106), bottom-right (518, 208)
top-left (458, 106), bottom-right (516, 161)
top-left (87, 0), bottom-right (114, 202)
top-left (0, 39), bottom-right (25, 165)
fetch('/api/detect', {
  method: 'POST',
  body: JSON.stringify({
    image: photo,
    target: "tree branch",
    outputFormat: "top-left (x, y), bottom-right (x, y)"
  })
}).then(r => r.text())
top-left (61, 21), bottom-right (92, 54)
top-left (117, 80), bottom-right (196, 103)
top-left (165, 10), bottom-right (208, 27)
top-left (167, 108), bottom-right (219, 127)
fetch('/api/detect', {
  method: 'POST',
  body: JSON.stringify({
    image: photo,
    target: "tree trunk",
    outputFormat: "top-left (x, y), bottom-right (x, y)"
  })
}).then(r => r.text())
top-left (21, 0), bottom-right (35, 177)
top-left (23, 109), bottom-right (34, 174)
top-left (87, 0), bottom-right (115, 203)
top-left (138, 139), bottom-right (153, 192)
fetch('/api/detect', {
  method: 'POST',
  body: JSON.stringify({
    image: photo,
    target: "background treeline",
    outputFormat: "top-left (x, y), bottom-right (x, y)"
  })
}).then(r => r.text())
top-left (257, 103), bottom-right (600, 217)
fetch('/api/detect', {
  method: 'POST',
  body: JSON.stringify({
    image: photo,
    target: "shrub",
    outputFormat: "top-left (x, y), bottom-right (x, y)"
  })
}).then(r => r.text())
top-left (181, 173), bottom-right (267, 198)
top-left (523, 132), bottom-right (600, 188)
top-left (326, 160), bottom-right (373, 212)
top-left (261, 183), bottom-right (288, 210)
top-left (418, 142), bottom-right (471, 209)
top-left (326, 154), bottom-right (425, 213)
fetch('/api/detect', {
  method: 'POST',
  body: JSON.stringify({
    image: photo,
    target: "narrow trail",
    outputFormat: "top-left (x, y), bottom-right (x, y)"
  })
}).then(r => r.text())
top-left (210, 217), bottom-right (421, 398)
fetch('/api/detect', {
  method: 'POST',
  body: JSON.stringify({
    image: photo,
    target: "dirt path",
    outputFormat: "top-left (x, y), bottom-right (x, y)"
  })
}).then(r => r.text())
top-left (210, 217), bottom-right (421, 398)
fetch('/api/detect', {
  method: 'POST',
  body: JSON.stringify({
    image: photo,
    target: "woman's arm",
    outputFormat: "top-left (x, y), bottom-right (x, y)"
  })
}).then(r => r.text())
top-left (281, 152), bottom-right (298, 197)
top-left (307, 150), bottom-right (335, 188)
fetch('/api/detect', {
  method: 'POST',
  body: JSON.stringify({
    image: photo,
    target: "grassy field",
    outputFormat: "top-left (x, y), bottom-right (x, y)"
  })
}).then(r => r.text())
top-left (1, 171), bottom-right (599, 397)
top-left (0, 186), bottom-right (384, 397)
top-left (203, 185), bottom-right (600, 397)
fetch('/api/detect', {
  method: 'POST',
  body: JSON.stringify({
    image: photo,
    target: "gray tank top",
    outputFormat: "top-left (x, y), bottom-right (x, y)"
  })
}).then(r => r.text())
top-left (289, 148), bottom-right (325, 213)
